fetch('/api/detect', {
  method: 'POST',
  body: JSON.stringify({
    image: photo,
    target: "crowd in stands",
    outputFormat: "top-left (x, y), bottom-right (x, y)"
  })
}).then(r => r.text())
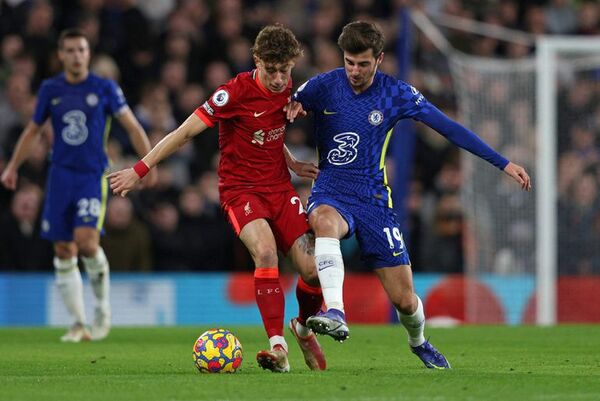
top-left (0, 0), bottom-right (599, 274)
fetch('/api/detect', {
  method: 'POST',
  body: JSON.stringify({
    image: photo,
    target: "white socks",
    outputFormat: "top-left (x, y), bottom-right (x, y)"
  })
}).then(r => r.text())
top-left (398, 295), bottom-right (426, 347)
top-left (54, 257), bottom-right (86, 325)
top-left (81, 247), bottom-right (110, 314)
top-left (269, 336), bottom-right (288, 352)
top-left (315, 237), bottom-right (345, 312)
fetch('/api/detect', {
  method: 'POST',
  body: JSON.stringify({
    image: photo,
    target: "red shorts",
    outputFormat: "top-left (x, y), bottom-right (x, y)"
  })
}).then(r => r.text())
top-left (221, 188), bottom-right (309, 254)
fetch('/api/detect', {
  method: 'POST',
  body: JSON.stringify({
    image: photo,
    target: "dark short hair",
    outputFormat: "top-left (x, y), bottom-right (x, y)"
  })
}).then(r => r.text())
top-left (252, 24), bottom-right (303, 64)
top-left (337, 21), bottom-right (385, 58)
top-left (58, 28), bottom-right (88, 49)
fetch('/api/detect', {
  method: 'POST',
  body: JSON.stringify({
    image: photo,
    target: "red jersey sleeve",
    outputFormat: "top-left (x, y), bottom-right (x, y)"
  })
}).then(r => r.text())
top-left (194, 81), bottom-right (239, 127)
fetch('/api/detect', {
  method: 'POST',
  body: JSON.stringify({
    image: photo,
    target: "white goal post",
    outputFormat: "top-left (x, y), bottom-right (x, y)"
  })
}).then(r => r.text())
top-left (536, 37), bottom-right (600, 325)
top-left (413, 9), bottom-right (600, 325)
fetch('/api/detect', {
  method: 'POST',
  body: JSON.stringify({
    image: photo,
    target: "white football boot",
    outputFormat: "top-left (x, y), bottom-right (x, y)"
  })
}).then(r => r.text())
top-left (91, 307), bottom-right (111, 341)
top-left (60, 322), bottom-right (91, 343)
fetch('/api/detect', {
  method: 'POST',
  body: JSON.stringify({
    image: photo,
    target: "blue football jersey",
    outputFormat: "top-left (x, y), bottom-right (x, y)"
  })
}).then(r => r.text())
top-left (294, 68), bottom-right (434, 208)
top-left (33, 73), bottom-right (128, 173)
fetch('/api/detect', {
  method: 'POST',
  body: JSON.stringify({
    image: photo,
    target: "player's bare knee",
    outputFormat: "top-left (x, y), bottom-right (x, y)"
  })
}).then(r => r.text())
top-left (54, 248), bottom-right (75, 260)
top-left (251, 246), bottom-right (278, 267)
top-left (76, 238), bottom-right (99, 258)
top-left (310, 214), bottom-right (339, 237)
top-left (300, 268), bottom-right (319, 286)
top-left (54, 242), bottom-right (77, 259)
top-left (393, 293), bottom-right (417, 315)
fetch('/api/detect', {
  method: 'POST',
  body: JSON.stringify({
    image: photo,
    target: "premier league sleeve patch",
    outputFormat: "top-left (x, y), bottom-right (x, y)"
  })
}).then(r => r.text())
top-left (212, 89), bottom-right (229, 107)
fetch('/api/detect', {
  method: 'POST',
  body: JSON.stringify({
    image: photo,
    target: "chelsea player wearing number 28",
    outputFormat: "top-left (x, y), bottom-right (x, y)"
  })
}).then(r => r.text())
top-left (289, 21), bottom-right (531, 369)
top-left (1, 29), bottom-right (155, 342)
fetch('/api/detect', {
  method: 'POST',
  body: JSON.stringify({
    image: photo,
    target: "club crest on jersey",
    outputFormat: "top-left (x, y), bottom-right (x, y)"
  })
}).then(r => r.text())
top-left (86, 93), bottom-right (99, 107)
top-left (244, 202), bottom-right (253, 216)
top-left (368, 110), bottom-right (383, 126)
top-left (212, 89), bottom-right (229, 106)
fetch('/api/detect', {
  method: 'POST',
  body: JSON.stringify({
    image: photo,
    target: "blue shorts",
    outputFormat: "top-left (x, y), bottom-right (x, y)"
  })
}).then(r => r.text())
top-left (307, 194), bottom-right (410, 269)
top-left (41, 165), bottom-right (108, 242)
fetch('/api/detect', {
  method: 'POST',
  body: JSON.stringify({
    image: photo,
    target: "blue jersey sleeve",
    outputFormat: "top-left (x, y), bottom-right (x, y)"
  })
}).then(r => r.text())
top-left (416, 105), bottom-right (509, 170)
top-left (391, 80), bottom-right (508, 169)
top-left (293, 76), bottom-right (321, 112)
top-left (105, 80), bottom-right (128, 115)
top-left (32, 81), bottom-right (51, 125)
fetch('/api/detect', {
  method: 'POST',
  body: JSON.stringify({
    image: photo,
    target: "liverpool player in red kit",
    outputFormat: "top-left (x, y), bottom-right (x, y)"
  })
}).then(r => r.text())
top-left (109, 25), bottom-right (325, 372)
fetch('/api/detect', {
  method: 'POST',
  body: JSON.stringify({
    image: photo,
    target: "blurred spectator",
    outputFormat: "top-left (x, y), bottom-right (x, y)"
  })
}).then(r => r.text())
top-left (0, 183), bottom-right (52, 270)
top-left (101, 196), bottom-right (153, 271)
top-left (178, 185), bottom-right (236, 270)
top-left (559, 172), bottom-right (600, 274)
top-left (2, 0), bottom-right (600, 275)
top-left (0, 73), bottom-right (33, 148)
top-left (576, 1), bottom-right (600, 36)
top-left (544, 0), bottom-right (578, 35)
top-left (148, 202), bottom-right (188, 270)
top-left (420, 193), bottom-right (464, 273)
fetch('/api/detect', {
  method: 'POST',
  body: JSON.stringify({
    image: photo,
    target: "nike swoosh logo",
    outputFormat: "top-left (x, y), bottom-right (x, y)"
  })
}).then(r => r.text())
top-left (254, 111), bottom-right (267, 117)
top-left (393, 251), bottom-right (404, 257)
top-left (323, 109), bottom-right (337, 115)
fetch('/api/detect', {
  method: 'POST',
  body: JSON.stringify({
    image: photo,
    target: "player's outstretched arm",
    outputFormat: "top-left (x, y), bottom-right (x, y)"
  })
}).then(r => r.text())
top-left (283, 144), bottom-right (319, 180)
top-left (108, 113), bottom-right (208, 197)
top-left (502, 161), bottom-right (531, 191)
top-left (284, 100), bottom-right (307, 123)
top-left (0, 121), bottom-right (43, 191)
top-left (117, 107), bottom-right (157, 188)
top-left (418, 106), bottom-right (531, 191)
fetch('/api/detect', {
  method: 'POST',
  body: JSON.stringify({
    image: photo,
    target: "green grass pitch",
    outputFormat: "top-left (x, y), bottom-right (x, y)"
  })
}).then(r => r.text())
top-left (1, 325), bottom-right (599, 401)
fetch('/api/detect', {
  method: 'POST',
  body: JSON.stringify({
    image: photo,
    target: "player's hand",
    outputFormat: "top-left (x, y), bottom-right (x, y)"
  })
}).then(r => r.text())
top-left (140, 168), bottom-right (157, 189)
top-left (284, 101), bottom-right (307, 123)
top-left (0, 166), bottom-right (18, 191)
top-left (290, 160), bottom-right (319, 180)
top-left (107, 168), bottom-right (140, 197)
top-left (503, 161), bottom-right (531, 191)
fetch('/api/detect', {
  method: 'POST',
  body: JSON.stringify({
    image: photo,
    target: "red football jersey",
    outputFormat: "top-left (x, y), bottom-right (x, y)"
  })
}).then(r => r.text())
top-left (194, 70), bottom-right (293, 198)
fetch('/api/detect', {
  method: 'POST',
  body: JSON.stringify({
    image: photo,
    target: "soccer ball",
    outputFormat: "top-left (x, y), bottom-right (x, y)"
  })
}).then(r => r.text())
top-left (192, 328), bottom-right (243, 373)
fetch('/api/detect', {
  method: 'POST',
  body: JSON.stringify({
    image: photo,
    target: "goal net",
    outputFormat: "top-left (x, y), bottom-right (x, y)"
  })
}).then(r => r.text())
top-left (413, 10), bottom-right (600, 324)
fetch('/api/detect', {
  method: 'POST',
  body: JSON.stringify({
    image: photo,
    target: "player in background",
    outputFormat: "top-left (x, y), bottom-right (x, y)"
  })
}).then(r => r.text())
top-left (108, 25), bottom-right (326, 373)
top-left (0, 29), bottom-right (156, 342)
top-left (287, 21), bottom-right (531, 369)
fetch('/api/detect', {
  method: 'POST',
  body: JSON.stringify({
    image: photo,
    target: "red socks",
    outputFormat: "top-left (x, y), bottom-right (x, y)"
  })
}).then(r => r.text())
top-left (296, 278), bottom-right (323, 325)
top-left (254, 267), bottom-right (284, 338)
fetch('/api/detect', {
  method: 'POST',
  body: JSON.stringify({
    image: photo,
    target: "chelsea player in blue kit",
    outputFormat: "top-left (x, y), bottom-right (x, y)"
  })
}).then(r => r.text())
top-left (1, 29), bottom-right (155, 342)
top-left (287, 21), bottom-right (531, 369)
